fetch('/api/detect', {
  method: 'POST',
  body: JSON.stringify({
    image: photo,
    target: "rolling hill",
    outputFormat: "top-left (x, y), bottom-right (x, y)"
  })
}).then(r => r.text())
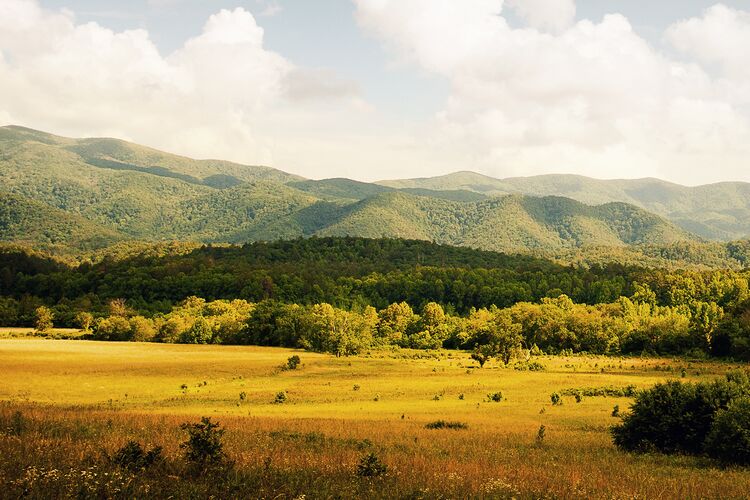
top-left (0, 125), bottom-right (742, 259)
top-left (378, 172), bottom-right (750, 240)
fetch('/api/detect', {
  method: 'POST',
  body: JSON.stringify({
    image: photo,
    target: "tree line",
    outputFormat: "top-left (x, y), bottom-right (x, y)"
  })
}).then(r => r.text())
top-left (3, 237), bottom-right (749, 360)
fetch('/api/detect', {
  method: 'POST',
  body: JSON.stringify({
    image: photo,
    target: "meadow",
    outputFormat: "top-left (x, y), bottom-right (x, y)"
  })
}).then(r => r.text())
top-left (1, 338), bottom-right (750, 498)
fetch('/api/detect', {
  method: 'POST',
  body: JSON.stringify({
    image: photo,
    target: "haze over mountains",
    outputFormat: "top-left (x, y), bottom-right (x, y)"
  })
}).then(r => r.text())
top-left (1, 125), bottom-right (748, 257)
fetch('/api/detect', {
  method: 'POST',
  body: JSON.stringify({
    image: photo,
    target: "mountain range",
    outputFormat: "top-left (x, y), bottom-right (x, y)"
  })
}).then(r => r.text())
top-left (1, 125), bottom-right (748, 260)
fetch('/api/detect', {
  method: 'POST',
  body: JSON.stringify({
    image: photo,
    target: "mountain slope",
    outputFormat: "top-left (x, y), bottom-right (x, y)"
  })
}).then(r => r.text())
top-left (0, 125), bottom-right (706, 254)
top-left (0, 192), bottom-right (121, 250)
top-left (316, 192), bottom-right (693, 253)
top-left (379, 172), bottom-right (750, 240)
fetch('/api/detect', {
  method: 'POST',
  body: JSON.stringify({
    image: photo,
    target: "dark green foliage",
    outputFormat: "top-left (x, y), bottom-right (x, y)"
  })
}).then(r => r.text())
top-left (560, 386), bottom-right (637, 398)
top-left (612, 405), bottom-right (620, 417)
top-left (487, 392), bottom-right (503, 403)
top-left (286, 355), bottom-right (301, 370)
top-left (112, 441), bottom-right (163, 471)
top-left (179, 417), bottom-right (228, 473)
top-left (425, 420), bottom-right (468, 430)
top-left (704, 397), bottom-right (750, 465)
top-left (274, 392), bottom-right (287, 404)
top-left (551, 393), bottom-right (563, 406)
top-left (2, 236), bottom-right (750, 359)
top-left (611, 373), bottom-right (750, 456)
top-left (356, 453), bottom-right (387, 477)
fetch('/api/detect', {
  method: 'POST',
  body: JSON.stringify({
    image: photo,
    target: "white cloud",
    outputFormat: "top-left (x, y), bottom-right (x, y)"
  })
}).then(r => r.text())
top-left (507, 0), bottom-right (576, 33)
top-left (354, 0), bottom-right (750, 184)
top-left (0, 0), bottom-right (365, 174)
top-left (2, 0), bottom-right (750, 184)
top-left (666, 4), bottom-right (750, 79)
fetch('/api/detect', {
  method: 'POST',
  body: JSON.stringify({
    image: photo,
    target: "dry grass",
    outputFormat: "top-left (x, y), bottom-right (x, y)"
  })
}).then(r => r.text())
top-left (1, 339), bottom-right (748, 498)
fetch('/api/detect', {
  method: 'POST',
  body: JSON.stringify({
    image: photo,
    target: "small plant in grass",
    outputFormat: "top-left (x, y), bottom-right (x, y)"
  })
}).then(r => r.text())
top-left (239, 391), bottom-right (246, 402)
top-left (113, 441), bottom-right (163, 472)
top-left (611, 405), bottom-right (620, 417)
top-left (536, 425), bottom-right (546, 446)
top-left (180, 383), bottom-right (188, 393)
top-left (425, 420), bottom-right (468, 430)
top-left (550, 392), bottom-right (563, 406)
top-left (373, 393), bottom-right (380, 402)
top-left (353, 384), bottom-right (360, 391)
top-left (286, 355), bottom-right (301, 370)
top-left (574, 392), bottom-right (583, 403)
top-left (486, 392), bottom-right (503, 402)
top-left (180, 417), bottom-right (229, 474)
top-left (356, 452), bottom-right (387, 477)
top-left (458, 393), bottom-right (465, 400)
top-left (273, 391), bottom-right (287, 404)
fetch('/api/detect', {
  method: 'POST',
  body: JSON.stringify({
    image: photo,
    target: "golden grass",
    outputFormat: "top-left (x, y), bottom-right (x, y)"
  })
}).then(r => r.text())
top-left (1, 339), bottom-right (749, 498)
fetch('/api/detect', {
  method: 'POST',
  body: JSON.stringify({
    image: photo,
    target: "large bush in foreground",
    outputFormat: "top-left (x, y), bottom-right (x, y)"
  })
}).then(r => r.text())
top-left (612, 372), bottom-right (750, 461)
top-left (704, 397), bottom-right (750, 465)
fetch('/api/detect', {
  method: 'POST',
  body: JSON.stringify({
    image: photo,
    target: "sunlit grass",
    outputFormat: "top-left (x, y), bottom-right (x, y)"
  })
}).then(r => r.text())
top-left (1, 339), bottom-right (748, 498)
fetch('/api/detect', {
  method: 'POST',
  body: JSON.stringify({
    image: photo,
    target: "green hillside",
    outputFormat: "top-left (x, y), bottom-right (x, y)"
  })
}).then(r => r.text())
top-left (379, 172), bottom-right (750, 240)
top-left (0, 125), bottom-right (710, 256)
top-left (0, 192), bottom-right (121, 250)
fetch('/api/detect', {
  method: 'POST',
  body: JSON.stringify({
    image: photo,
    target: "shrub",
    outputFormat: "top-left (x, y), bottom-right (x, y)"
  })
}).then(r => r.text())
top-left (560, 385), bottom-right (637, 398)
top-left (550, 393), bottom-right (562, 406)
top-left (425, 420), bottom-right (468, 430)
top-left (704, 397), bottom-right (750, 465)
top-left (487, 392), bottom-right (503, 402)
top-left (356, 453), bottom-right (387, 477)
top-left (180, 417), bottom-right (228, 473)
top-left (612, 375), bottom-right (749, 455)
top-left (286, 355), bottom-right (301, 370)
top-left (611, 405), bottom-right (620, 417)
top-left (2, 410), bottom-right (25, 436)
top-left (274, 391), bottom-right (287, 404)
top-left (536, 424), bottom-right (546, 446)
top-left (113, 441), bottom-right (163, 471)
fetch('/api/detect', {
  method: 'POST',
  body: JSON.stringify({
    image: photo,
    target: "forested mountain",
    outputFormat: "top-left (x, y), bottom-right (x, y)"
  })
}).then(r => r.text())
top-left (1, 125), bottom-right (747, 259)
top-left (379, 172), bottom-right (750, 240)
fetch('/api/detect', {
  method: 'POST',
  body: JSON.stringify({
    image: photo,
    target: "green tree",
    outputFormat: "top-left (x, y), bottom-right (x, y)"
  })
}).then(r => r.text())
top-left (75, 311), bottom-right (94, 332)
top-left (34, 306), bottom-right (54, 333)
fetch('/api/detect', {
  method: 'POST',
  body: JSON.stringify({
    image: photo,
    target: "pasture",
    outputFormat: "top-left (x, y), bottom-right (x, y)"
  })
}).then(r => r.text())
top-left (1, 339), bottom-right (749, 498)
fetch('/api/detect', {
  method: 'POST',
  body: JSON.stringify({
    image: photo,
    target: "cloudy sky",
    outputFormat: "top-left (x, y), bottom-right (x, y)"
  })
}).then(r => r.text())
top-left (1, 0), bottom-right (749, 184)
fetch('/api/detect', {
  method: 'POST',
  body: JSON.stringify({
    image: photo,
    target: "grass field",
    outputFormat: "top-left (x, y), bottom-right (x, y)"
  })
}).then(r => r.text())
top-left (1, 339), bottom-right (749, 498)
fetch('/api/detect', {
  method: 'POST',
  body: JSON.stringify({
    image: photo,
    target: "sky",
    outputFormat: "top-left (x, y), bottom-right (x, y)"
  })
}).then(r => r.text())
top-left (1, 0), bottom-right (749, 185)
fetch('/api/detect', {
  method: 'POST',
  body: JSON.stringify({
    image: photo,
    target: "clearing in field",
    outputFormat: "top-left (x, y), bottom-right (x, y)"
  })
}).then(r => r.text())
top-left (1, 339), bottom-right (749, 498)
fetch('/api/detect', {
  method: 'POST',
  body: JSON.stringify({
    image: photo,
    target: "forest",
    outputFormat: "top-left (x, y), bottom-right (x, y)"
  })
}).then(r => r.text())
top-left (3, 237), bottom-right (749, 360)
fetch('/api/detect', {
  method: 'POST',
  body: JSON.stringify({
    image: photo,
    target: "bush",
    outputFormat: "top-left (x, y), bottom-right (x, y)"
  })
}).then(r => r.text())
top-left (612, 374), bottom-right (750, 455)
top-left (180, 417), bottom-right (228, 474)
top-left (274, 391), bottom-right (287, 404)
top-left (550, 393), bottom-right (562, 406)
top-left (704, 397), bottom-right (750, 465)
top-left (286, 355), bottom-right (301, 370)
top-left (425, 420), bottom-right (468, 430)
top-left (560, 385), bottom-right (636, 398)
top-left (486, 392), bottom-right (503, 402)
top-left (356, 452), bottom-right (387, 477)
top-left (536, 424), bottom-right (546, 446)
top-left (113, 441), bottom-right (163, 471)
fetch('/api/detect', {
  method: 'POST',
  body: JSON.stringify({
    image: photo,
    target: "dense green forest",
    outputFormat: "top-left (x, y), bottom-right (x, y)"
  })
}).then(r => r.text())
top-left (3, 238), bottom-right (749, 360)
top-left (3, 125), bottom-right (750, 258)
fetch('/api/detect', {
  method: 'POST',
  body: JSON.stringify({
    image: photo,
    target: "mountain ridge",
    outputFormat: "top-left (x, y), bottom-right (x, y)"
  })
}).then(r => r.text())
top-left (1, 125), bottom-right (747, 258)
